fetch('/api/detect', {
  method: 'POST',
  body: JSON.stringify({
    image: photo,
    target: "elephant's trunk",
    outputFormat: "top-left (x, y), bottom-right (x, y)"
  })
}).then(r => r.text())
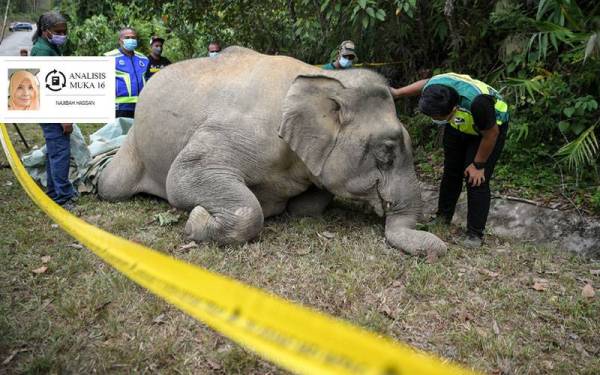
top-left (385, 214), bottom-right (447, 258)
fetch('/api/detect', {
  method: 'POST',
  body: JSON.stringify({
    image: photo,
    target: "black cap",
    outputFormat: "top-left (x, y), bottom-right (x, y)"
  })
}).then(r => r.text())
top-left (149, 36), bottom-right (165, 45)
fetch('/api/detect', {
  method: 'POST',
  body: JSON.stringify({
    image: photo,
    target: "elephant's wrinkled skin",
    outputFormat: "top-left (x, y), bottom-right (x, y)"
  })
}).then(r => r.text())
top-left (98, 47), bottom-right (446, 257)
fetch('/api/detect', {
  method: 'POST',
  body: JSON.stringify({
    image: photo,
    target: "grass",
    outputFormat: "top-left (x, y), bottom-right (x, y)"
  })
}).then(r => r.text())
top-left (1, 125), bottom-right (599, 374)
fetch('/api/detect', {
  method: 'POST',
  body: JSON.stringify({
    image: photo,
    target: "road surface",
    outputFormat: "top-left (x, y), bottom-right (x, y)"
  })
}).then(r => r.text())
top-left (0, 25), bottom-right (36, 56)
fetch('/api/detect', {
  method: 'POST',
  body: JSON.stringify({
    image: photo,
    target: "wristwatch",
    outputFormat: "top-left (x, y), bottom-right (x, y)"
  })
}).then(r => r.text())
top-left (473, 161), bottom-right (486, 170)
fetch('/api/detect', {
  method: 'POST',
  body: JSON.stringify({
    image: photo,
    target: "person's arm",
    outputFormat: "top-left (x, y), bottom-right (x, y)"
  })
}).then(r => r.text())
top-left (474, 125), bottom-right (499, 165)
top-left (61, 123), bottom-right (73, 134)
top-left (464, 95), bottom-right (498, 187)
top-left (390, 79), bottom-right (429, 99)
top-left (144, 57), bottom-right (153, 80)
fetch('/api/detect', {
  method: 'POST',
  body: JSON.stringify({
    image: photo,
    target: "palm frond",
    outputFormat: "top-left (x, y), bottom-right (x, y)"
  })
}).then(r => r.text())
top-left (555, 122), bottom-right (599, 173)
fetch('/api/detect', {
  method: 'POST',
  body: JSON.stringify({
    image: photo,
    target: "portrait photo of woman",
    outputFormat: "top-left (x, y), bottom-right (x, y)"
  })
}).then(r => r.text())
top-left (8, 70), bottom-right (40, 111)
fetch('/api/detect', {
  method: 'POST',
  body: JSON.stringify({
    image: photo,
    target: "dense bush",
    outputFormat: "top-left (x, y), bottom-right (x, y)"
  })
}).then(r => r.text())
top-left (55, 0), bottom-right (599, 188)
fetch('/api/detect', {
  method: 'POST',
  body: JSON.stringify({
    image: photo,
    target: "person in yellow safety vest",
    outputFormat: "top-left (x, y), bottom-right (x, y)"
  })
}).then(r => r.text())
top-left (390, 73), bottom-right (510, 248)
top-left (104, 27), bottom-right (149, 119)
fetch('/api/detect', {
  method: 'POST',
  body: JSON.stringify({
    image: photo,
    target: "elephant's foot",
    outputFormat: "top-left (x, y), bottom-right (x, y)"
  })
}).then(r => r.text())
top-left (287, 186), bottom-right (333, 217)
top-left (185, 205), bottom-right (264, 245)
top-left (385, 227), bottom-right (447, 259)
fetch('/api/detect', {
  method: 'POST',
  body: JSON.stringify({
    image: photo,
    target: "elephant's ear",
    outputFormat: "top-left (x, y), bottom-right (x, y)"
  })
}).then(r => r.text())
top-left (279, 75), bottom-right (350, 176)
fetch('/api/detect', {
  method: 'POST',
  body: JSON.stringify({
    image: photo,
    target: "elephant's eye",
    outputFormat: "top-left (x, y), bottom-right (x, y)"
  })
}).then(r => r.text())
top-left (374, 140), bottom-right (396, 170)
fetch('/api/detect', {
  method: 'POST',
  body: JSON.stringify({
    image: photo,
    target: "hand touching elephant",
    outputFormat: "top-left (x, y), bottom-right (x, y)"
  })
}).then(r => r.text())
top-left (98, 47), bottom-right (447, 258)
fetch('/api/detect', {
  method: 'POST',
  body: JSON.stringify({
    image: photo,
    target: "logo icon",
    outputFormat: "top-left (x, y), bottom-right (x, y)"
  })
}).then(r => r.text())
top-left (45, 69), bottom-right (66, 92)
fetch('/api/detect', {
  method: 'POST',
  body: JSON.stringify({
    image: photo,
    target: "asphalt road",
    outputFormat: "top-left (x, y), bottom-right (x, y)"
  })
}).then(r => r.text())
top-left (0, 26), bottom-right (36, 56)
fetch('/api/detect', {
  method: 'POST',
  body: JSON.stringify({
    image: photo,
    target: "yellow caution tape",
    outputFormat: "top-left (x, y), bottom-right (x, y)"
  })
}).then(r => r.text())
top-left (1, 123), bottom-right (478, 375)
top-left (315, 61), bottom-right (405, 68)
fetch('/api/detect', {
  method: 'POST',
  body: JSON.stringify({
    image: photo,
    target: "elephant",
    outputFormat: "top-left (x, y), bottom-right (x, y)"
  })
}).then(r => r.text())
top-left (98, 47), bottom-right (447, 257)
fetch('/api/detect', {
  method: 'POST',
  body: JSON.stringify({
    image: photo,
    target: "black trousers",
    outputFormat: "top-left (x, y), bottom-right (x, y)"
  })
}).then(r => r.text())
top-left (115, 110), bottom-right (135, 119)
top-left (437, 123), bottom-right (508, 237)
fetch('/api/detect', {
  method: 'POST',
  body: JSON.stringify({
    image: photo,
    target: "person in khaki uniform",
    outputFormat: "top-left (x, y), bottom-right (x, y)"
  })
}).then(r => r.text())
top-left (322, 40), bottom-right (357, 70)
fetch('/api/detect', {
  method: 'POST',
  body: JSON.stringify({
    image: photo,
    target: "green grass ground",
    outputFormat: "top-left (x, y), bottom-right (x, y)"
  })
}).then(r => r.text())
top-left (1, 125), bottom-right (598, 374)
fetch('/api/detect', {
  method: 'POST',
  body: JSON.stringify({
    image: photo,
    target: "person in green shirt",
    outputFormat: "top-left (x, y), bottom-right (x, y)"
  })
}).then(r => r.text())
top-left (322, 40), bottom-right (356, 70)
top-left (31, 11), bottom-right (68, 57)
top-left (31, 11), bottom-right (77, 210)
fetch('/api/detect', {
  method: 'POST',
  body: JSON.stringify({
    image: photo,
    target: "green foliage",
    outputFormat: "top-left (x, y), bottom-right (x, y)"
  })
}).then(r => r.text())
top-left (555, 123), bottom-right (599, 174)
top-left (591, 187), bottom-right (600, 212)
top-left (57, 0), bottom-right (599, 187)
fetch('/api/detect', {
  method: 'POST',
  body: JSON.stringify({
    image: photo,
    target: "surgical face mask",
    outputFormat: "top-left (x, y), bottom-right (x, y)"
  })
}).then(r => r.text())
top-left (122, 38), bottom-right (138, 51)
top-left (152, 46), bottom-right (162, 56)
top-left (209, 51), bottom-right (219, 58)
top-left (431, 119), bottom-right (448, 125)
top-left (48, 31), bottom-right (67, 46)
top-left (339, 56), bottom-right (352, 68)
top-left (431, 108), bottom-right (456, 125)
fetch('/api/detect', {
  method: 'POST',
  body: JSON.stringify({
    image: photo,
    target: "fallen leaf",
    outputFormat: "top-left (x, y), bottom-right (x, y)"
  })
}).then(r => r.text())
top-left (320, 231), bottom-right (335, 239)
top-left (41, 255), bottom-right (51, 263)
top-left (95, 300), bottom-right (112, 311)
top-left (85, 214), bottom-right (102, 223)
top-left (492, 320), bottom-right (500, 335)
top-left (582, 284), bottom-right (595, 298)
top-left (293, 246), bottom-right (312, 255)
top-left (2, 348), bottom-right (29, 365)
top-left (542, 360), bottom-right (554, 370)
top-left (378, 303), bottom-right (394, 318)
top-left (457, 310), bottom-right (474, 322)
top-left (67, 243), bottom-right (83, 249)
top-left (206, 360), bottom-right (222, 370)
top-left (41, 298), bottom-right (53, 309)
top-left (531, 279), bottom-right (548, 291)
top-left (574, 342), bottom-right (590, 357)
top-left (178, 241), bottom-right (198, 252)
top-left (590, 269), bottom-right (600, 276)
top-left (479, 268), bottom-right (499, 278)
top-left (475, 327), bottom-right (489, 338)
top-left (32, 266), bottom-right (48, 274)
top-left (4, 181), bottom-right (13, 186)
top-left (153, 313), bottom-right (166, 325)
top-left (154, 211), bottom-right (180, 226)
top-left (50, 224), bottom-right (59, 229)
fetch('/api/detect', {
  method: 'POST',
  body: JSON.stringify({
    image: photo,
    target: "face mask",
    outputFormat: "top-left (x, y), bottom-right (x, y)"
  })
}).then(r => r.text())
top-left (48, 32), bottom-right (67, 46)
top-left (209, 51), bottom-right (219, 58)
top-left (123, 39), bottom-right (138, 51)
top-left (339, 56), bottom-right (352, 68)
top-left (152, 46), bottom-right (162, 56)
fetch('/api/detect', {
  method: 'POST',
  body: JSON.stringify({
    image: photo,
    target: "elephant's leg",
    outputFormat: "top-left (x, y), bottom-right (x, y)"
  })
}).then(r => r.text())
top-left (167, 163), bottom-right (264, 245)
top-left (98, 132), bottom-right (143, 201)
top-left (287, 185), bottom-right (333, 217)
top-left (98, 130), bottom-right (167, 200)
